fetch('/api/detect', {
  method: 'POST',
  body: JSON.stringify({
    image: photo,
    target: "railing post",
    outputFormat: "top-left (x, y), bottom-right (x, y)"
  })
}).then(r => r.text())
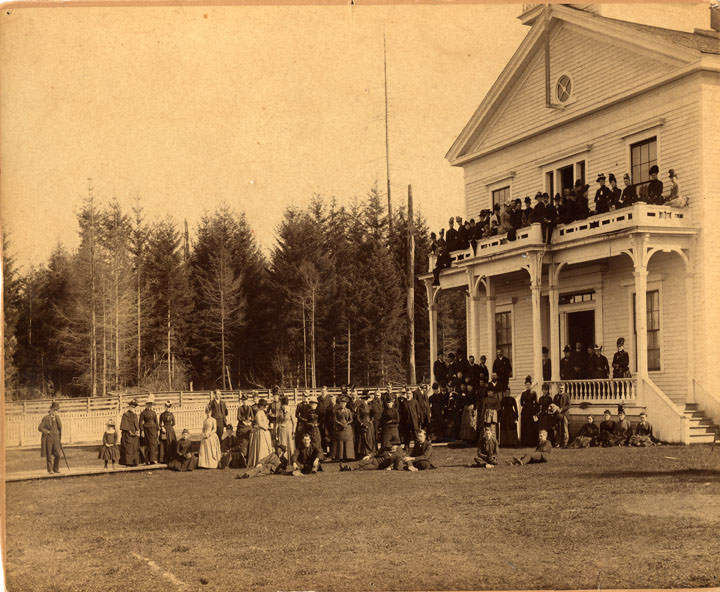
top-left (179, 391), bottom-right (183, 407)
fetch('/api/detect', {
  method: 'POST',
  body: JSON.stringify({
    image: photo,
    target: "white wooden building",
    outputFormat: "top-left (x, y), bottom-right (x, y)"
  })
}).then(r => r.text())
top-left (421, 4), bottom-right (720, 443)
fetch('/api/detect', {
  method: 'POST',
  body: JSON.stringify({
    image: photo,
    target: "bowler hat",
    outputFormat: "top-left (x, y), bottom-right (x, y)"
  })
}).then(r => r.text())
top-left (165, 400), bottom-right (172, 408)
top-left (524, 375), bottom-right (532, 385)
top-left (649, 165), bottom-right (659, 175)
top-left (596, 173), bottom-right (606, 182)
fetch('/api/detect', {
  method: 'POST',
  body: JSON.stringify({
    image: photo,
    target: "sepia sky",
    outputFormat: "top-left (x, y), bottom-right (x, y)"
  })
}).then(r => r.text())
top-left (0, 2), bottom-right (709, 269)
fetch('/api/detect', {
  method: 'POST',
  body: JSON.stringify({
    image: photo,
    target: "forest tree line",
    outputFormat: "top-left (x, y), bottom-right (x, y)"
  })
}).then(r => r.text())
top-left (3, 186), bottom-right (466, 399)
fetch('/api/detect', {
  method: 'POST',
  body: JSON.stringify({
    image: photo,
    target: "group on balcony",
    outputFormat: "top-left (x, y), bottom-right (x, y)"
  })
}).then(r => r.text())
top-left (429, 166), bottom-right (687, 283)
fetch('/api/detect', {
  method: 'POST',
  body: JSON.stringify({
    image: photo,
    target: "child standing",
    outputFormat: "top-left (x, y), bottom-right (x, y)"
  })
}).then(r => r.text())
top-left (99, 421), bottom-right (120, 470)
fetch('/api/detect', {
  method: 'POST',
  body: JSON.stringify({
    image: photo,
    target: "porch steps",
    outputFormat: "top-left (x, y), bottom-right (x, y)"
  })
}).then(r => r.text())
top-left (684, 404), bottom-right (719, 444)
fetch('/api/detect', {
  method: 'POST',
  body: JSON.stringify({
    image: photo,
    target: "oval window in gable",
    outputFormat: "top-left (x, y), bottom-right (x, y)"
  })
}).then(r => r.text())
top-left (556, 74), bottom-right (572, 103)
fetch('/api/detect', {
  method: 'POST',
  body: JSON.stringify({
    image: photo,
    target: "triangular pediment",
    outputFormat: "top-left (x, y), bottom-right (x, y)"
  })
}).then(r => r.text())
top-left (447, 5), bottom-right (704, 164)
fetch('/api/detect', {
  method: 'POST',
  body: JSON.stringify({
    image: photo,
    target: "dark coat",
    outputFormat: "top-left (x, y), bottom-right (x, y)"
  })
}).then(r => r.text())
top-left (38, 413), bottom-right (62, 458)
top-left (492, 357), bottom-right (512, 389)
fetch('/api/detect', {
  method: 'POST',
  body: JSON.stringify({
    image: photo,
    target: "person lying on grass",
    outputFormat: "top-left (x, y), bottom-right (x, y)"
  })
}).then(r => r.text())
top-left (511, 429), bottom-right (552, 465)
top-left (568, 415), bottom-right (600, 448)
top-left (471, 426), bottom-right (498, 469)
top-left (402, 429), bottom-right (436, 471)
top-left (237, 443), bottom-right (289, 479)
top-left (339, 442), bottom-right (406, 471)
top-left (291, 433), bottom-right (322, 475)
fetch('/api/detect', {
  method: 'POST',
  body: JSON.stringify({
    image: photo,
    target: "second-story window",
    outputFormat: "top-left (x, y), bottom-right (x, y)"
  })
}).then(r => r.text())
top-left (491, 186), bottom-right (510, 208)
top-left (630, 136), bottom-right (658, 193)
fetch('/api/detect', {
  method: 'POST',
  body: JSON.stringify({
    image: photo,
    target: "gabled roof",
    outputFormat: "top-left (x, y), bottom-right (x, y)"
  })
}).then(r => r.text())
top-left (446, 4), bottom-right (718, 165)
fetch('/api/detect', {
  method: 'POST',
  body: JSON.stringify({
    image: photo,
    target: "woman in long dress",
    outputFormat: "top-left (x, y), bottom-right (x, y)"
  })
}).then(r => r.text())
top-left (499, 389), bottom-right (519, 447)
top-left (276, 396), bottom-right (296, 458)
top-left (519, 376), bottom-right (539, 447)
top-left (198, 409), bottom-right (221, 469)
top-left (247, 399), bottom-right (273, 466)
top-left (332, 397), bottom-right (355, 461)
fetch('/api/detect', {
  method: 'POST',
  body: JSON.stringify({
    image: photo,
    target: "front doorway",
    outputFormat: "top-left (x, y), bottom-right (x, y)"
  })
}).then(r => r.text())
top-left (566, 310), bottom-right (595, 350)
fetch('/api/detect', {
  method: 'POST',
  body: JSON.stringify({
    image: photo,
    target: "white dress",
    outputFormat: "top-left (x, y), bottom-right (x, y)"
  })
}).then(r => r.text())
top-left (247, 409), bottom-right (273, 466)
top-left (198, 416), bottom-right (221, 469)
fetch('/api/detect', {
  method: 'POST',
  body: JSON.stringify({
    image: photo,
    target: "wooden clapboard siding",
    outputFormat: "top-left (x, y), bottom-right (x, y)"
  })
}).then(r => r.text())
top-left (465, 74), bottom-right (703, 219)
top-left (472, 22), bottom-right (682, 154)
top-left (698, 71), bottom-right (720, 390)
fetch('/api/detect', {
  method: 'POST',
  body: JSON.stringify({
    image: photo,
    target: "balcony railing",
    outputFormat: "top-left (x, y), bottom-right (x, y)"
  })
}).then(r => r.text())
top-left (547, 378), bottom-right (638, 403)
top-left (428, 203), bottom-right (691, 273)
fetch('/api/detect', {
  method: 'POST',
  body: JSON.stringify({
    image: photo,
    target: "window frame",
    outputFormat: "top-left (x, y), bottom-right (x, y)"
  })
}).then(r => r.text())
top-left (494, 306), bottom-right (515, 374)
top-left (541, 154), bottom-right (590, 198)
top-left (552, 73), bottom-right (577, 107)
top-left (487, 177), bottom-right (513, 210)
top-left (624, 126), bottom-right (663, 192)
top-left (629, 283), bottom-right (663, 374)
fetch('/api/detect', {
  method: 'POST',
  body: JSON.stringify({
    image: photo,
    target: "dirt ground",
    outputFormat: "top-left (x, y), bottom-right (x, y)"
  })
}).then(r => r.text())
top-left (5, 444), bottom-right (720, 591)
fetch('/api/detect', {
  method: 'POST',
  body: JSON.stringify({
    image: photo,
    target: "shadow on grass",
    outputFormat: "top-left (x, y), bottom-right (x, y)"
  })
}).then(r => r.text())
top-left (580, 468), bottom-right (720, 480)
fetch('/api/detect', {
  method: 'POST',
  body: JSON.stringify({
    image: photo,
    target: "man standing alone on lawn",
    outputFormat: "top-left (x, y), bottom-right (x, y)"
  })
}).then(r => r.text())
top-left (38, 401), bottom-right (62, 474)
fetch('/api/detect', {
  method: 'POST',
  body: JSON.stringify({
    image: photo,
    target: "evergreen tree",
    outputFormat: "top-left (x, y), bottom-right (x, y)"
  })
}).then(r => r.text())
top-left (2, 232), bottom-right (21, 395)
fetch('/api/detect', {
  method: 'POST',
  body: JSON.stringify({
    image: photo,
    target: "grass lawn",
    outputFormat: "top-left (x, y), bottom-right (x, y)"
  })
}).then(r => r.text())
top-left (5, 444), bottom-right (720, 591)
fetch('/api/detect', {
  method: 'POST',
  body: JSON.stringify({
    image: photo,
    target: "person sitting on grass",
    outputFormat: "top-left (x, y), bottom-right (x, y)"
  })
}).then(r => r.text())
top-left (218, 424), bottom-right (235, 469)
top-left (168, 429), bottom-right (198, 472)
top-left (512, 429), bottom-right (553, 465)
top-left (609, 407), bottom-right (632, 446)
top-left (472, 426), bottom-right (499, 469)
top-left (339, 441), bottom-right (406, 471)
top-left (403, 429), bottom-right (436, 471)
top-left (538, 402), bottom-right (559, 447)
top-left (238, 443), bottom-right (290, 479)
top-left (628, 412), bottom-right (660, 447)
top-left (99, 420), bottom-right (119, 470)
top-left (597, 410), bottom-right (616, 447)
top-left (568, 415), bottom-right (600, 448)
top-left (291, 433), bottom-right (322, 475)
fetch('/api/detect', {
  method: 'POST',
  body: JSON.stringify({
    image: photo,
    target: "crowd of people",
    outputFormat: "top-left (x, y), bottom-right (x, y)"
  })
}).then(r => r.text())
top-left (36, 360), bottom-right (661, 476)
top-left (430, 167), bottom-right (687, 283)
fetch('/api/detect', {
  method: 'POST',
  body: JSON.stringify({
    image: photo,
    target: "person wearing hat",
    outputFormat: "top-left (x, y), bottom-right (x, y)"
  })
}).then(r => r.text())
top-left (247, 399), bottom-right (273, 467)
top-left (499, 388), bottom-right (519, 447)
top-left (206, 390), bottom-right (228, 441)
top-left (521, 196), bottom-right (534, 227)
top-left (355, 394), bottom-right (376, 458)
top-left (119, 400), bottom-right (140, 467)
top-left (611, 406), bottom-right (632, 446)
top-left (607, 173), bottom-right (621, 210)
top-left (665, 169), bottom-right (688, 207)
top-left (594, 173), bottom-right (612, 214)
top-left (140, 398), bottom-right (160, 465)
top-left (569, 414), bottom-right (600, 448)
top-left (619, 173), bottom-right (637, 208)
top-left (628, 411), bottom-right (659, 446)
top-left (38, 402), bottom-right (63, 474)
top-left (239, 443), bottom-right (289, 478)
top-left (552, 385), bottom-right (571, 448)
top-left (642, 164), bottom-right (663, 204)
top-left (557, 189), bottom-right (574, 225)
top-left (294, 390), bottom-right (311, 449)
top-left (380, 396), bottom-right (401, 449)
top-left (589, 344), bottom-right (610, 379)
top-left (398, 388), bottom-right (420, 450)
top-left (520, 376), bottom-right (539, 447)
top-left (572, 179), bottom-right (590, 220)
top-left (541, 346), bottom-right (551, 382)
top-left (98, 420), bottom-right (120, 470)
top-left (331, 396), bottom-right (355, 462)
top-left (168, 429), bottom-right (197, 472)
top-left (536, 385), bottom-right (555, 444)
top-left (539, 191), bottom-right (557, 244)
top-left (267, 387), bottom-right (282, 444)
top-left (158, 401), bottom-right (177, 464)
top-left (303, 397), bottom-right (323, 452)
top-left (235, 393), bottom-right (254, 466)
top-left (560, 345), bottom-right (574, 380)
top-left (445, 217), bottom-right (458, 251)
top-left (612, 337), bottom-right (630, 379)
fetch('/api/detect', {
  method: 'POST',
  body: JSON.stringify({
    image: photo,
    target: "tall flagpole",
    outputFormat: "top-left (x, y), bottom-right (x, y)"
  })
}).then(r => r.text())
top-left (384, 31), bottom-right (393, 234)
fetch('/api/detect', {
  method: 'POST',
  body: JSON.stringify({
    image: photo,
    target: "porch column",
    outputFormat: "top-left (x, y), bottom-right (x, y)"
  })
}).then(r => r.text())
top-left (686, 271), bottom-right (695, 403)
top-left (549, 265), bottom-right (561, 381)
top-left (465, 292), bottom-right (472, 356)
top-left (531, 270), bottom-right (544, 388)
top-left (634, 264), bottom-right (649, 381)
top-left (472, 296), bottom-right (482, 357)
top-left (429, 304), bottom-right (438, 385)
top-left (485, 277), bottom-right (496, 359)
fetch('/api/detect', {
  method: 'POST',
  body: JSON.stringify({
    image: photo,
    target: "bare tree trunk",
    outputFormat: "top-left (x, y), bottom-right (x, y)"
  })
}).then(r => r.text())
top-left (114, 267), bottom-right (120, 389)
top-left (89, 188), bottom-right (97, 397)
top-left (137, 271), bottom-right (141, 385)
top-left (310, 289), bottom-right (316, 389)
top-left (332, 336), bottom-right (336, 388)
top-left (102, 283), bottom-right (107, 397)
top-left (346, 322), bottom-right (351, 386)
top-left (407, 185), bottom-right (416, 385)
top-left (167, 308), bottom-right (172, 390)
top-left (220, 279), bottom-right (226, 390)
top-left (302, 301), bottom-right (308, 389)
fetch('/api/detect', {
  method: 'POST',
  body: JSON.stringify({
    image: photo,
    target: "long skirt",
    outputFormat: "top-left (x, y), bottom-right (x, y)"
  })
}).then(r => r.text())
top-left (459, 405), bottom-right (477, 443)
top-left (520, 411), bottom-right (538, 447)
top-left (159, 437), bottom-right (176, 464)
top-left (332, 427), bottom-right (355, 460)
top-left (168, 454), bottom-right (197, 472)
top-left (356, 422), bottom-right (376, 458)
top-left (247, 428), bottom-right (273, 466)
top-left (236, 426), bottom-right (251, 458)
top-left (277, 421), bottom-right (295, 458)
top-left (120, 431), bottom-right (140, 466)
top-left (381, 424), bottom-right (400, 449)
top-left (500, 418), bottom-right (519, 447)
top-left (198, 433), bottom-right (221, 468)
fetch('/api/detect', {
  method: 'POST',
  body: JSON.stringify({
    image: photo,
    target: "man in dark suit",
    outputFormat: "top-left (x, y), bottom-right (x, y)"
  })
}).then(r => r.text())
top-left (433, 352), bottom-right (448, 386)
top-left (492, 349), bottom-right (512, 392)
top-left (207, 390), bottom-right (228, 440)
top-left (38, 401), bottom-right (62, 474)
top-left (292, 433), bottom-right (322, 475)
top-left (560, 345), bottom-right (575, 380)
top-left (542, 346), bottom-right (552, 381)
top-left (467, 355), bottom-right (481, 389)
top-left (477, 355), bottom-right (490, 386)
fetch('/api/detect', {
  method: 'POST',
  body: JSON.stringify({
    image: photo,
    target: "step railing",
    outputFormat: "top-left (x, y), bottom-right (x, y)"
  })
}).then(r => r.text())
top-left (547, 378), bottom-right (637, 403)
